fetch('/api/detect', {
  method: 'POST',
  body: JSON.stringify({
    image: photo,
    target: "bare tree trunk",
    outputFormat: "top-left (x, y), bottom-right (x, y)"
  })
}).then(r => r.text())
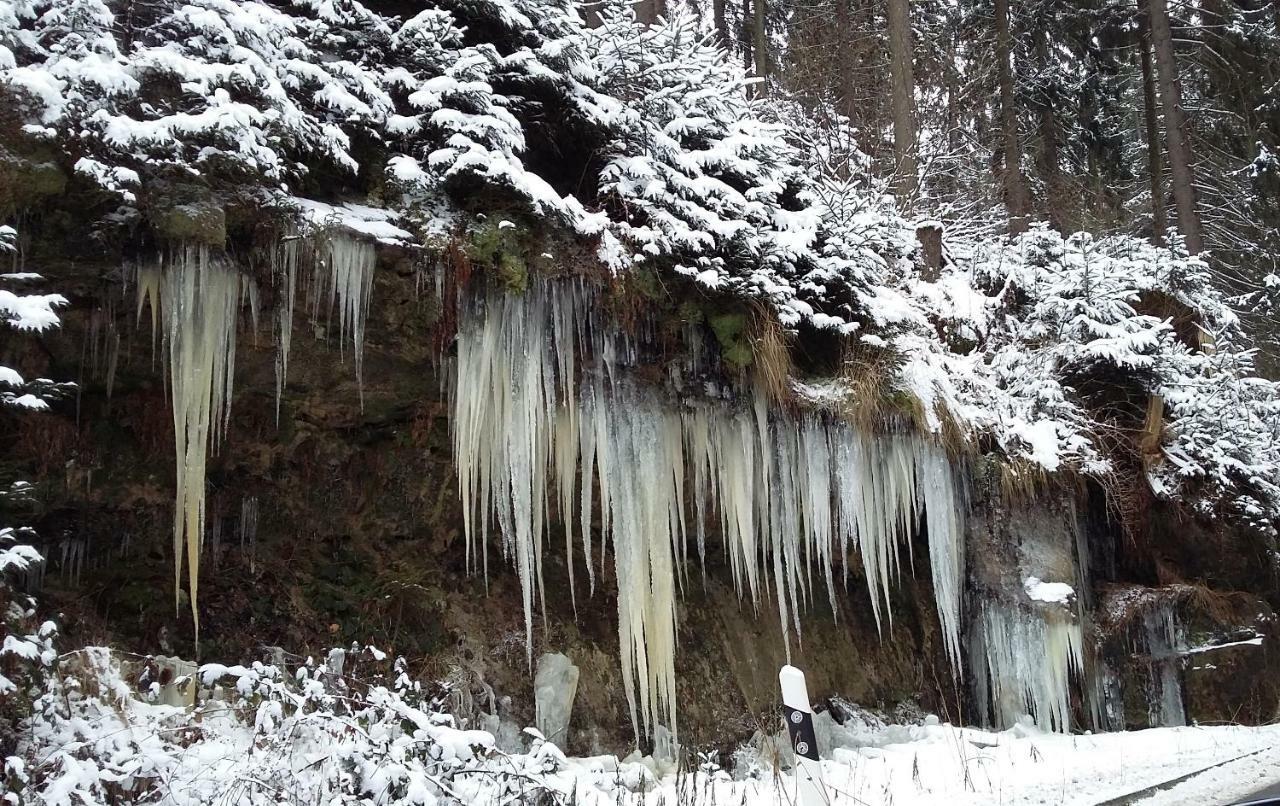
top-left (1034, 28), bottom-right (1062, 230)
top-left (888, 0), bottom-right (917, 203)
top-left (741, 0), bottom-right (753, 72)
top-left (943, 16), bottom-right (960, 199)
top-left (995, 0), bottom-right (1030, 233)
top-left (1148, 0), bottom-right (1203, 253)
top-left (834, 0), bottom-right (855, 121)
top-left (713, 0), bottom-right (729, 50)
top-left (752, 0), bottom-right (769, 95)
top-left (1137, 0), bottom-right (1167, 242)
top-left (634, 0), bottom-right (666, 24)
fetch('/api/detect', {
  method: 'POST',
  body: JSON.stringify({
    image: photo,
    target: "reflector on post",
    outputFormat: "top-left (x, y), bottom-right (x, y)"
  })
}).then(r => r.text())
top-left (779, 664), bottom-right (830, 806)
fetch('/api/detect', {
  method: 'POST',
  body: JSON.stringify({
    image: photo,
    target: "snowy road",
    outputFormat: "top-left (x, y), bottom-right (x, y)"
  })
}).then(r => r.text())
top-left (730, 721), bottom-right (1280, 806)
top-left (1128, 743), bottom-right (1280, 805)
top-left (1239, 780), bottom-right (1280, 803)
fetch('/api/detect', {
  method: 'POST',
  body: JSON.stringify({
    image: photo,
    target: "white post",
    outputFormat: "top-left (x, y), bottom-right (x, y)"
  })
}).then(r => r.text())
top-left (779, 665), bottom-right (830, 806)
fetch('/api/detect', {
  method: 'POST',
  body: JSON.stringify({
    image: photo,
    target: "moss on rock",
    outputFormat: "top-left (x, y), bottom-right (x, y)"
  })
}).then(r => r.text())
top-left (153, 202), bottom-right (227, 246)
top-left (709, 311), bottom-right (753, 369)
top-left (0, 153), bottom-right (67, 217)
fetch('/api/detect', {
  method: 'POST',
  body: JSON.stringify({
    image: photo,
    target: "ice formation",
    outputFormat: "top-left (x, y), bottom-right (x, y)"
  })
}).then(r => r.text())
top-left (271, 237), bottom-right (301, 424)
top-left (1140, 604), bottom-right (1186, 727)
top-left (534, 652), bottom-right (581, 746)
top-left (969, 601), bottom-right (1085, 732)
top-left (315, 233), bottom-right (376, 405)
top-left (138, 246), bottom-right (247, 644)
top-left (451, 280), bottom-right (967, 742)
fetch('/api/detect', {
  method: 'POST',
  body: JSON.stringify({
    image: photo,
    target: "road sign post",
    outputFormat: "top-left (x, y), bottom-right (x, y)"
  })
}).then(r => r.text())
top-left (779, 665), bottom-right (830, 806)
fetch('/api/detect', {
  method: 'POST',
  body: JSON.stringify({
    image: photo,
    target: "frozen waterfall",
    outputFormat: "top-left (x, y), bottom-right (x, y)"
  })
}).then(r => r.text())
top-left (451, 280), bottom-right (967, 742)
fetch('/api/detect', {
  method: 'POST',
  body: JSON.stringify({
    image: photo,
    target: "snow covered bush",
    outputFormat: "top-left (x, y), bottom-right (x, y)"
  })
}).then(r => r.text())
top-left (0, 225), bottom-right (63, 760)
top-left (0, 0), bottom-right (922, 333)
top-left (5, 646), bottom-right (589, 805)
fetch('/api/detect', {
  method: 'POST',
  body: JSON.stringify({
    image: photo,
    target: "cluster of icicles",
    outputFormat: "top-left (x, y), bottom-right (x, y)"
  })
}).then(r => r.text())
top-left (452, 280), bottom-right (968, 743)
top-left (970, 602), bottom-right (1086, 733)
top-left (135, 242), bottom-right (1090, 741)
top-left (138, 233), bottom-right (376, 642)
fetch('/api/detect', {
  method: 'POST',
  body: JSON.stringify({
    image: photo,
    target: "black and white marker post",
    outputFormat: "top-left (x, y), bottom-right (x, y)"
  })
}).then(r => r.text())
top-left (779, 665), bottom-right (830, 806)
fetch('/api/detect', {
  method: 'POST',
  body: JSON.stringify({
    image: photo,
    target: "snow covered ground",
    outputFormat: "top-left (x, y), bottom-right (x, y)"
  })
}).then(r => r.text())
top-left (9, 648), bottom-right (1279, 805)
top-left (780, 721), bottom-right (1280, 806)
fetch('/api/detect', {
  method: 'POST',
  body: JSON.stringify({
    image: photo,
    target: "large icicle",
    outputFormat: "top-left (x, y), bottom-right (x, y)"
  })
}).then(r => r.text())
top-left (452, 283), bottom-right (583, 663)
top-left (913, 439), bottom-right (965, 671)
top-left (138, 246), bottom-right (245, 646)
top-left (272, 236), bottom-right (300, 424)
top-left (1140, 604), bottom-right (1186, 727)
top-left (585, 383), bottom-right (684, 744)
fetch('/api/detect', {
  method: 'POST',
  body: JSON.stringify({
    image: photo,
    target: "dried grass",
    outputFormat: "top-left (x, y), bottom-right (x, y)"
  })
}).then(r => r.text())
top-left (1097, 581), bottom-right (1260, 637)
top-left (748, 302), bottom-right (793, 405)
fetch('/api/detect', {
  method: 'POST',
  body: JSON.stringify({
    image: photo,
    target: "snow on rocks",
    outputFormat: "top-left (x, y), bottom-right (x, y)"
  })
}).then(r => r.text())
top-left (1024, 576), bottom-right (1076, 606)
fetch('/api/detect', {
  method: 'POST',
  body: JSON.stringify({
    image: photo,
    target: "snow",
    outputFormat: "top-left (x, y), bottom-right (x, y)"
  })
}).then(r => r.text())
top-left (1024, 576), bottom-right (1075, 605)
top-left (292, 198), bottom-right (415, 246)
top-left (9, 645), bottom-right (1280, 806)
top-left (1136, 744), bottom-right (1280, 805)
top-left (0, 288), bottom-right (67, 332)
top-left (1181, 636), bottom-right (1264, 655)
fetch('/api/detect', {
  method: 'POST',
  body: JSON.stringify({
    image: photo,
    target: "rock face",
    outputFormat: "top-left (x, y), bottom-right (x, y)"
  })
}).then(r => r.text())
top-left (15, 242), bottom-right (948, 754)
top-left (9, 224), bottom-right (1279, 757)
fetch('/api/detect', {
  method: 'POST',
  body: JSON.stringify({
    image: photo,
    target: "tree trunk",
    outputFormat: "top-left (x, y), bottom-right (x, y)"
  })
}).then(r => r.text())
top-left (942, 15), bottom-right (959, 198)
top-left (634, 0), bottom-right (666, 24)
top-left (1034, 29), bottom-right (1061, 230)
top-left (995, 0), bottom-right (1030, 233)
top-left (1137, 0), bottom-right (1167, 242)
top-left (741, 0), bottom-right (753, 73)
top-left (835, 0), bottom-right (855, 122)
top-left (713, 0), bottom-right (729, 50)
top-left (1148, 0), bottom-right (1203, 253)
top-left (887, 0), bottom-right (917, 203)
top-left (752, 0), bottom-right (769, 95)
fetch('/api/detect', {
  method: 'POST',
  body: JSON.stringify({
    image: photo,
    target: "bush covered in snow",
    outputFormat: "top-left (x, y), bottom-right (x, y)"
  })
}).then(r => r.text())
top-left (0, 225), bottom-right (63, 757)
top-left (4, 646), bottom-right (592, 805)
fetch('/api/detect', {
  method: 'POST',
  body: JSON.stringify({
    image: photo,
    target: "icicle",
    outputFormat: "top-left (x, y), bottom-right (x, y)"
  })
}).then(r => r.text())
top-left (970, 600), bottom-right (1084, 732)
top-left (313, 232), bottom-right (376, 407)
top-left (913, 438), bottom-right (965, 671)
top-left (273, 237), bottom-right (300, 424)
top-left (452, 283), bottom-right (581, 665)
top-left (138, 244), bottom-right (244, 648)
top-left (588, 384), bottom-right (683, 744)
top-left (239, 496), bottom-right (259, 551)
